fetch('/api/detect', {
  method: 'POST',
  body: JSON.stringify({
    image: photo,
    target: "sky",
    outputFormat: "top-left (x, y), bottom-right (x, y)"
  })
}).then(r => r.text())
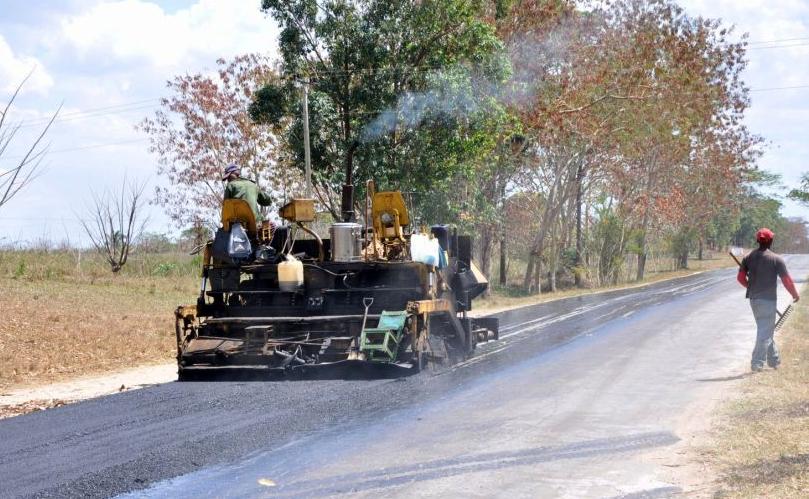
top-left (0, 0), bottom-right (807, 246)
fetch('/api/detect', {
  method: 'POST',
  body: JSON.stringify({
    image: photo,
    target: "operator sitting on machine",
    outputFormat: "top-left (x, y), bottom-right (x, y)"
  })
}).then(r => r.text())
top-left (222, 164), bottom-right (273, 223)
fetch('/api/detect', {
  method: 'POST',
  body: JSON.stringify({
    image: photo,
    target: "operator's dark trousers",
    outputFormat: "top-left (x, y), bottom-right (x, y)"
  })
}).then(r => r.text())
top-left (749, 298), bottom-right (780, 369)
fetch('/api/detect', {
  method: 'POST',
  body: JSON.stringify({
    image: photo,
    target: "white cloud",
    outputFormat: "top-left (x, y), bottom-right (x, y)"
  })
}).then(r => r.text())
top-left (61, 0), bottom-right (276, 68)
top-left (0, 35), bottom-right (54, 95)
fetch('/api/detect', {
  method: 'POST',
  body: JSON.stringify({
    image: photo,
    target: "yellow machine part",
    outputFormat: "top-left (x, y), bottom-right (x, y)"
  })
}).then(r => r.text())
top-left (372, 191), bottom-right (409, 226)
top-left (221, 199), bottom-right (257, 235)
top-left (279, 198), bottom-right (315, 223)
top-left (372, 191), bottom-right (409, 242)
top-left (469, 261), bottom-right (489, 285)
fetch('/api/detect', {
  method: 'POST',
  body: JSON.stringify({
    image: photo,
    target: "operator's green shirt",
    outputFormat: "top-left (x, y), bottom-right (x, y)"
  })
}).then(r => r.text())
top-left (224, 178), bottom-right (273, 222)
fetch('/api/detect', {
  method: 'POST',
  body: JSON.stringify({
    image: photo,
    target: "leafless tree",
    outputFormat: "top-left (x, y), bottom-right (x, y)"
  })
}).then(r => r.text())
top-left (80, 178), bottom-right (149, 273)
top-left (0, 71), bottom-right (61, 211)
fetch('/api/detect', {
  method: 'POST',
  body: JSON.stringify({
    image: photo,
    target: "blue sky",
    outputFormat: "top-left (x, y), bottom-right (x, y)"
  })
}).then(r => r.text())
top-left (0, 0), bottom-right (806, 245)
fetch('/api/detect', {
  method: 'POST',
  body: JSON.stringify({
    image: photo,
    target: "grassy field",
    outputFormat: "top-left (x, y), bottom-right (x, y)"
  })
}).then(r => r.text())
top-left (0, 250), bottom-right (198, 390)
top-left (0, 248), bottom-right (735, 390)
top-left (707, 288), bottom-right (809, 498)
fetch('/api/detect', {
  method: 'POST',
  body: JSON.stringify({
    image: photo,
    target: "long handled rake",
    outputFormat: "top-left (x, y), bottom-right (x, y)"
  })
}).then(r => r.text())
top-left (775, 304), bottom-right (794, 332)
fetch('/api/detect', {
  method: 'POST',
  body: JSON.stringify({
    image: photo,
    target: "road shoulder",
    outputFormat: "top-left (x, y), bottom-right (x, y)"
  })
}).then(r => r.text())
top-left (0, 363), bottom-right (176, 419)
top-left (679, 287), bottom-right (808, 497)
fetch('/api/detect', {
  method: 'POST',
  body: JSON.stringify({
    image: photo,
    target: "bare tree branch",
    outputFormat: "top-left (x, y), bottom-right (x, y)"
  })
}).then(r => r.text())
top-left (0, 71), bottom-right (61, 211)
top-left (79, 178), bottom-right (150, 273)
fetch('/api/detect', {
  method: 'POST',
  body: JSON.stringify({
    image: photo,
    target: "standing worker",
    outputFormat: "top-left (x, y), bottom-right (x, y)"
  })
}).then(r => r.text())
top-left (736, 228), bottom-right (800, 372)
top-left (222, 164), bottom-right (273, 222)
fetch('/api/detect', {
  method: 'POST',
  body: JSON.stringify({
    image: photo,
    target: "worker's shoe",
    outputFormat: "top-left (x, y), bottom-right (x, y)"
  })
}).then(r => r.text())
top-left (751, 364), bottom-right (764, 373)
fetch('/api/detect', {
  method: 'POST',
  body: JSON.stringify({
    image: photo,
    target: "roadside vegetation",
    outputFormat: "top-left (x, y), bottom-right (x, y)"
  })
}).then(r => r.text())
top-left (707, 285), bottom-right (809, 498)
top-left (0, 246), bottom-right (198, 390)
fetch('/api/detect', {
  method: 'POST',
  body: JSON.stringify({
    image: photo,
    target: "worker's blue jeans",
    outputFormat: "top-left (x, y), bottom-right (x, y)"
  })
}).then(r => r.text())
top-left (750, 298), bottom-right (780, 369)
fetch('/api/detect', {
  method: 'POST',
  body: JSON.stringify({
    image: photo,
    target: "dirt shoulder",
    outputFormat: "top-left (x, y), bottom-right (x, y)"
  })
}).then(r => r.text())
top-left (689, 287), bottom-right (809, 497)
top-left (0, 363), bottom-right (177, 420)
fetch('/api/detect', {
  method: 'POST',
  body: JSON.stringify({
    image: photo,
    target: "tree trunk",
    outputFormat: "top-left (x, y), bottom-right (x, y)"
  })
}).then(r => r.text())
top-left (524, 252), bottom-right (536, 293)
top-left (549, 257), bottom-right (557, 292)
top-left (534, 257), bottom-right (541, 295)
top-left (698, 238), bottom-right (704, 260)
top-left (636, 244), bottom-right (647, 281)
top-left (479, 227), bottom-right (494, 282)
top-left (499, 231), bottom-right (507, 286)
top-left (636, 154), bottom-right (658, 281)
top-left (574, 162), bottom-right (584, 287)
top-left (521, 152), bottom-right (581, 292)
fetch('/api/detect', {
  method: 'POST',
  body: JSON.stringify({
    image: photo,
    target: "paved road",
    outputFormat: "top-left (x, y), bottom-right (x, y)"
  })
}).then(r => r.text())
top-left (2, 256), bottom-right (807, 498)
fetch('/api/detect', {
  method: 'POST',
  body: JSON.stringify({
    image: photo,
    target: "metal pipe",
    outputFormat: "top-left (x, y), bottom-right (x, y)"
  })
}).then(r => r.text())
top-left (342, 141), bottom-right (360, 222)
top-left (296, 222), bottom-right (324, 262)
top-left (302, 81), bottom-right (312, 198)
top-left (365, 179), bottom-right (375, 262)
top-left (273, 348), bottom-right (306, 366)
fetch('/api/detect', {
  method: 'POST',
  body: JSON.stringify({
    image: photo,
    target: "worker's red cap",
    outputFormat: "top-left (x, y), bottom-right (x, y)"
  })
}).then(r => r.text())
top-left (756, 228), bottom-right (775, 243)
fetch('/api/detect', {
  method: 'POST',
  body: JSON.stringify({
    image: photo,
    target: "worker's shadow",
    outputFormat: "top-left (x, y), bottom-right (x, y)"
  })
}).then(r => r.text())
top-left (696, 373), bottom-right (750, 382)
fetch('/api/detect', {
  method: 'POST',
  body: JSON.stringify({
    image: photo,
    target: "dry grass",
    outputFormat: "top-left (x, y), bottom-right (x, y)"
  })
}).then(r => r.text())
top-left (707, 289), bottom-right (809, 498)
top-left (0, 250), bottom-right (198, 390)
top-left (0, 399), bottom-right (69, 419)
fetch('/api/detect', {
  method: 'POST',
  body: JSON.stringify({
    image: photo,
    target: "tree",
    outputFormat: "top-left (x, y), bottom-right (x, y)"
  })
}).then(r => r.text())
top-left (787, 173), bottom-right (809, 205)
top-left (0, 72), bottom-right (60, 212)
top-left (488, 0), bottom-right (757, 290)
top-left (778, 217), bottom-right (809, 253)
top-left (252, 0), bottom-right (511, 221)
top-left (80, 178), bottom-right (148, 273)
top-left (139, 55), bottom-right (289, 228)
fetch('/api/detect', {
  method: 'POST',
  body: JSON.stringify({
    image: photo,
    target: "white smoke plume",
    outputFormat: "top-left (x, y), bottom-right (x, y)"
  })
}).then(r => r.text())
top-left (358, 18), bottom-right (582, 143)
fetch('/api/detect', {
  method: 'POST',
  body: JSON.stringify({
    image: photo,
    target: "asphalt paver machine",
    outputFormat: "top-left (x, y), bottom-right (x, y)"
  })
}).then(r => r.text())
top-left (175, 180), bottom-right (498, 379)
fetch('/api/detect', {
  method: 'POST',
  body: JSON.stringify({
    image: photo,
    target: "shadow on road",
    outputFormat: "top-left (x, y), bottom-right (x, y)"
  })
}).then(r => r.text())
top-left (263, 432), bottom-right (680, 497)
top-left (178, 361), bottom-right (417, 382)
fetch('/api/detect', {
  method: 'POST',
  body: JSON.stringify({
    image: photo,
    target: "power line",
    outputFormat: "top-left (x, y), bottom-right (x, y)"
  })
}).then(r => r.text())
top-left (748, 42), bottom-right (809, 51)
top-left (750, 84), bottom-right (809, 93)
top-left (15, 100), bottom-right (160, 129)
top-left (0, 216), bottom-right (88, 222)
top-left (0, 77), bottom-right (805, 164)
top-left (748, 36), bottom-right (809, 46)
top-left (0, 138), bottom-right (149, 162)
top-left (20, 98), bottom-right (158, 121)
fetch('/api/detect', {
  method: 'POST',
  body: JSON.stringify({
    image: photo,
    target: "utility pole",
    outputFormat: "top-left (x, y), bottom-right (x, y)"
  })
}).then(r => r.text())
top-left (302, 80), bottom-right (312, 198)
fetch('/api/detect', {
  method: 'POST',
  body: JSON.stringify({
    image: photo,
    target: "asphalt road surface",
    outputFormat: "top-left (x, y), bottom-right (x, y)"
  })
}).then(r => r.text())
top-left (2, 255), bottom-right (807, 498)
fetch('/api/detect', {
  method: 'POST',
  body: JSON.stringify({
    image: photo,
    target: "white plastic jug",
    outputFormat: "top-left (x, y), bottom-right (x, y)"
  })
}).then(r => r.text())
top-left (410, 233), bottom-right (440, 266)
top-left (278, 255), bottom-right (304, 291)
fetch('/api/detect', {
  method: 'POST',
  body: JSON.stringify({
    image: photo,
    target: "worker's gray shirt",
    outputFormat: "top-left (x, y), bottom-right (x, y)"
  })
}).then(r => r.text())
top-left (741, 248), bottom-right (787, 301)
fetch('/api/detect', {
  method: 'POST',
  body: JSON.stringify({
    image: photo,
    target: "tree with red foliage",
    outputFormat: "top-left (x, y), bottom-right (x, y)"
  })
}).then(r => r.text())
top-left (139, 54), bottom-right (290, 229)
